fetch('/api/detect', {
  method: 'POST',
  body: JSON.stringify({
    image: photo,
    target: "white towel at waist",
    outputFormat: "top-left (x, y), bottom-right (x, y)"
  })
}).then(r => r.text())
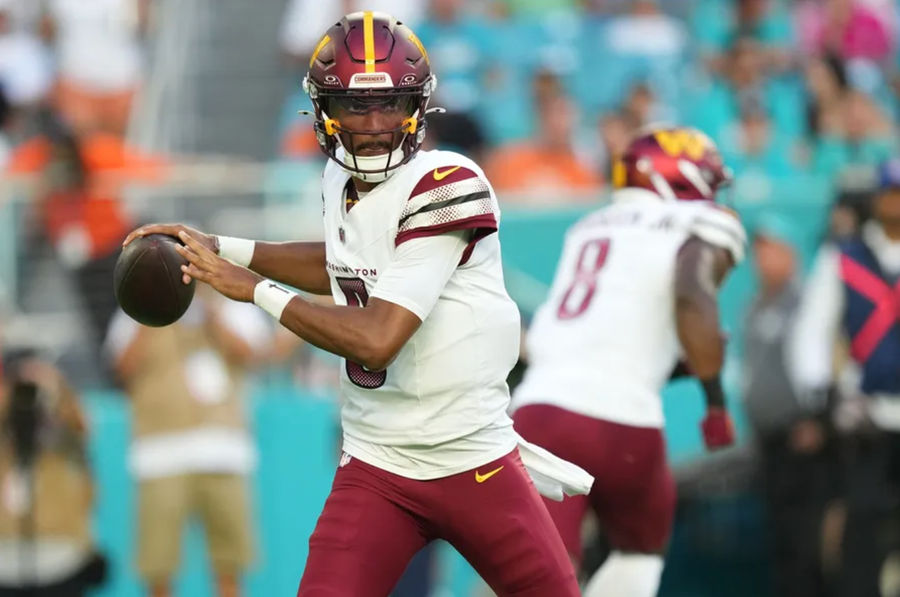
top-left (517, 434), bottom-right (594, 501)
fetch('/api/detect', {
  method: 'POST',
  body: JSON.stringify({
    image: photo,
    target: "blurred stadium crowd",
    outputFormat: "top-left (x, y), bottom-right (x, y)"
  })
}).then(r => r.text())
top-left (0, 0), bottom-right (899, 596)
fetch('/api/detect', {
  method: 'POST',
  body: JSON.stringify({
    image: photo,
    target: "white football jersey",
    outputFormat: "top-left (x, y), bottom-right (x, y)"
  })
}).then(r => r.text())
top-left (322, 149), bottom-right (521, 473)
top-left (512, 188), bottom-right (746, 428)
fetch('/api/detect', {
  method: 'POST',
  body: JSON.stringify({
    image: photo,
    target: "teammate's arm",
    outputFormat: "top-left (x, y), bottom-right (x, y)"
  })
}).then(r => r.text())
top-left (122, 224), bottom-right (332, 295)
top-left (674, 236), bottom-right (735, 449)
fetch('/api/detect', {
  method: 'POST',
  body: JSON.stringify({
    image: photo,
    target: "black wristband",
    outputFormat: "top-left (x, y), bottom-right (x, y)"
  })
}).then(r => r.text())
top-left (700, 376), bottom-right (726, 409)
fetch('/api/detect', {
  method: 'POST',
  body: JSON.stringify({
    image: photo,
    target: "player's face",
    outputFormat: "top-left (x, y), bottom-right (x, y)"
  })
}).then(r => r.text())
top-left (753, 236), bottom-right (795, 289)
top-left (873, 189), bottom-right (900, 227)
top-left (326, 94), bottom-right (416, 156)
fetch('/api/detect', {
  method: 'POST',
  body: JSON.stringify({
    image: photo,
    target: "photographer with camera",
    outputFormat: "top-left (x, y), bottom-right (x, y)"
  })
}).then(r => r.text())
top-left (0, 351), bottom-right (106, 597)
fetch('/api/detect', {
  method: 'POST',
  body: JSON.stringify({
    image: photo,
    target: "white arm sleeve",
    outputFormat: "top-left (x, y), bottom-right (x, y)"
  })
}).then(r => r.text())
top-left (369, 231), bottom-right (469, 321)
top-left (787, 245), bottom-right (844, 402)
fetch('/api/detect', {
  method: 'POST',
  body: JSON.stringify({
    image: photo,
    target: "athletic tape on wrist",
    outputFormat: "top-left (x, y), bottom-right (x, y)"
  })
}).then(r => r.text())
top-left (217, 236), bottom-right (255, 267)
top-left (253, 280), bottom-right (296, 321)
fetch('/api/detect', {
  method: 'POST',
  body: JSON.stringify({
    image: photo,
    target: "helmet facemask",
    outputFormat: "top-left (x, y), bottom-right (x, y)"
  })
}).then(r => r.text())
top-left (304, 76), bottom-right (435, 183)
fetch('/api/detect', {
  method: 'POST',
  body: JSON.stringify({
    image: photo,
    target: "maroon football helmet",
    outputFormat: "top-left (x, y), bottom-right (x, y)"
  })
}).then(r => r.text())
top-left (612, 126), bottom-right (731, 201)
top-left (302, 12), bottom-right (436, 182)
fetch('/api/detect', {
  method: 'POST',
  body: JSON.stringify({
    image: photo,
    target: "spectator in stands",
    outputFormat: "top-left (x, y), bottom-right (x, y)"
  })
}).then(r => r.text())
top-left (605, 0), bottom-right (687, 62)
top-left (5, 113), bottom-right (166, 352)
top-left (742, 215), bottom-right (836, 597)
top-left (725, 104), bottom-right (799, 185)
top-left (790, 159), bottom-right (900, 597)
top-left (595, 111), bottom-right (635, 182)
top-left (794, 0), bottom-right (897, 64)
top-left (620, 83), bottom-right (662, 129)
top-left (42, 0), bottom-right (150, 136)
top-left (0, 350), bottom-right (107, 596)
top-left (693, 0), bottom-right (793, 75)
top-left (804, 53), bottom-right (848, 140)
top-left (106, 288), bottom-right (271, 597)
top-left (689, 35), bottom-right (805, 147)
top-left (602, 0), bottom-right (687, 112)
top-left (812, 88), bottom-right (896, 176)
top-left (0, 0), bottom-right (53, 115)
top-left (484, 74), bottom-right (601, 199)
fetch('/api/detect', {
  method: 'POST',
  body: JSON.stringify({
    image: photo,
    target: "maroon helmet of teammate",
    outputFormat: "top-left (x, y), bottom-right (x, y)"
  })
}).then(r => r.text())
top-left (302, 11), bottom-right (437, 182)
top-left (612, 126), bottom-right (732, 201)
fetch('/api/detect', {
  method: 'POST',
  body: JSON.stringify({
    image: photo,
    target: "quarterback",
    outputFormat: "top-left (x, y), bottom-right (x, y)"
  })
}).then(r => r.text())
top-left (513, 127), bottom-right (746, 597)
top-left (124, 12), bottom-right (584, 596)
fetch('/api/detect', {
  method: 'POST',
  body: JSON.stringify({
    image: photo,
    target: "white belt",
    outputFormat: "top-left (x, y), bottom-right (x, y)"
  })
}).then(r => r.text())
top-left (517, 434), bottom-right (594, 502)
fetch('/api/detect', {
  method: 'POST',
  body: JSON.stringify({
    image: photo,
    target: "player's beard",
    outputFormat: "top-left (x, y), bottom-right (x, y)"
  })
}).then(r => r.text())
top-left (338, 130), bottom-right (409, 183)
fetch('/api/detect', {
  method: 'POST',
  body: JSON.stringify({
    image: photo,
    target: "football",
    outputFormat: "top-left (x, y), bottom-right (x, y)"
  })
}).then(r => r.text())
top-left (113, 233), bottom-right (195, 327)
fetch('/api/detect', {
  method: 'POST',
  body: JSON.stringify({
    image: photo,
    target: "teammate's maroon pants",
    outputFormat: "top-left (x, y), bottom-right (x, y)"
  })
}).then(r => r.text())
top-left (297, 449), bottom-right (580, 596)
top-left (514, 404), bottom-right (676, 563)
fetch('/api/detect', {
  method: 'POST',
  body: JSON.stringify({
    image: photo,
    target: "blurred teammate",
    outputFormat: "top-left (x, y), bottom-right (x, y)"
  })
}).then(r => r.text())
top-left (124, 12), bottom-right (586, 597)
top-left (513, 127), bottom-right (746, 597)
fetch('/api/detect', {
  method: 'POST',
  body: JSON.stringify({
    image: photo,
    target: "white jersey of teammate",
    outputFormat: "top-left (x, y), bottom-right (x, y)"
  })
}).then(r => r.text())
top-left (322, 148), bottom-right (521, 479)
top-left (512, 187), bottom-right (746, 429)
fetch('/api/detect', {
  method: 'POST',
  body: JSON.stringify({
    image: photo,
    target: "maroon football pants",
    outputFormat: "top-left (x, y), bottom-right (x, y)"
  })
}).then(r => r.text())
top-left (514, 404), bottom-right (676, 563)
top-left (296, 449), bottom-right (579, 596)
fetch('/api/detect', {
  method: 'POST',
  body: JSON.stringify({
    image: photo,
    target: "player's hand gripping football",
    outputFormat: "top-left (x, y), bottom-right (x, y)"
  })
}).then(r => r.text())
top-left (701, 407), bottom-right (735, 450)
top-left (122, 223), bottom-right (217, 253)
top-left (174, 230), bottom-right (263, 303)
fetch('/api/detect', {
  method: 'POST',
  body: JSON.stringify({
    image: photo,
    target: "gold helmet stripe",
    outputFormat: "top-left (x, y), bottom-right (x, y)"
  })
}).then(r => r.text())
top-left (309, 34), bottom-right (330, 68)
top-left (363, 11), bottom-right (376, 73)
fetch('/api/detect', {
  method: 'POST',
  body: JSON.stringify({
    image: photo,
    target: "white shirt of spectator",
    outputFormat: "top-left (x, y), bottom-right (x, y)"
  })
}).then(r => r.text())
top-left (0, 28), bottom-right (54, 105)
top-left (279, 0), bottom-right (424, 56)
top-left (606, 10), bottom-right (688, 57)
top-left (512, 188), bottom-right (746, 428)
top-left (49, 0), bottom-right (143, 92)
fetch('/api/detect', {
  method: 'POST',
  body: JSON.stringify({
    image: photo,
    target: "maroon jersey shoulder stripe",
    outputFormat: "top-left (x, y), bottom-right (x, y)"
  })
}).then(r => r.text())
top-left (395, 213), bottom-right (497, 248)
top-left (409, 166), bottom-right (479, 199)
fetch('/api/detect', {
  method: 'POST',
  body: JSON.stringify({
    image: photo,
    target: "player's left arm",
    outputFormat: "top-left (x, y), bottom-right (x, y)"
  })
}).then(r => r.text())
top-left (675, 206), bottom-right (746, 449)
top-left (675, 236), bottom-right (736, 450)
top-left (675, 237), bottom-right (733, 382)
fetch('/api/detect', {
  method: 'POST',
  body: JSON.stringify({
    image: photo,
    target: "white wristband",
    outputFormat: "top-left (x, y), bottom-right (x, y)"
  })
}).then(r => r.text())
top-left (253, 280), bottom-right (296, 321)
top-left (217, 236), bottom-right (255, 267)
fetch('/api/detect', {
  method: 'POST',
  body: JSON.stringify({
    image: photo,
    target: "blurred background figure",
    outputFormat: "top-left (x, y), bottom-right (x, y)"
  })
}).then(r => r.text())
top-left (0, 0), bottom-right (53, 123)
top-left (484, 70), bottom-right (601, 199)
top-left (0, 350), bottom-right (107, 597)
top-left (6, 112), bottom-right (166, 370)
top-left (741, 215), bottom-right (838, 597)
top-left (791, 158), bottom-right (900, 597)
top-left (105, 289), bottom-right (270, 597)
top-left (42, 0), bottom-right (150, 136)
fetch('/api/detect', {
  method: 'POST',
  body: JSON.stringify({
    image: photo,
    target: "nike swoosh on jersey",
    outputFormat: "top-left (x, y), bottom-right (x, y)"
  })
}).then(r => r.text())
top-left (433, 166), bottom-right (461, 181)
top-left (474, 465), bottom-right (504, 483)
